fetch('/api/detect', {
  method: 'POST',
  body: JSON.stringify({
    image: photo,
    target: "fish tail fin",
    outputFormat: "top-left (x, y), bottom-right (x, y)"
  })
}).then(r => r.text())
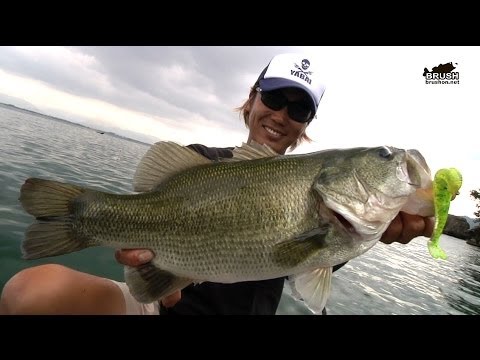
top-left (22, 222), bottom-right (88, 259)
top-left (19, 178), bottom-right (90, 259)
top-left (19, 177), bottom-right (86, 218)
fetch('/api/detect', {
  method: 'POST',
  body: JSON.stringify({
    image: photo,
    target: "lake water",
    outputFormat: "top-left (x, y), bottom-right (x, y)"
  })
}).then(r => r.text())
top-left (1, 105), bottom-right (479, 315)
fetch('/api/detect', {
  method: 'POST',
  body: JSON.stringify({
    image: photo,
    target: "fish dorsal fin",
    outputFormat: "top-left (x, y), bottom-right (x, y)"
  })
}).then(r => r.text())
top-left (231, 141), bottom-right (280, 161)
top-left (133, 141), bottom-right (212, 192)
top-left (288, 267), bottom-right (333, 315)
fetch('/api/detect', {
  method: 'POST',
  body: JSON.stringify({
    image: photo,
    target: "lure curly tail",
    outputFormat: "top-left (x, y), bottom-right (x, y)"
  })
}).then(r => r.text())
top-left (428, 168), bottom-right (463, 259)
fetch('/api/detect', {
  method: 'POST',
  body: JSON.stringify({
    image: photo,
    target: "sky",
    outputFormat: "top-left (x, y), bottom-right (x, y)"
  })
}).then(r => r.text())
top-left (0, 46), bottom-right (478, 217)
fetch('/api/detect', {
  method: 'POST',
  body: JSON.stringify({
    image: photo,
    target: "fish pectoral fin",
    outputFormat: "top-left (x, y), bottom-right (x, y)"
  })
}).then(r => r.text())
top-left (288, 267), bottom-right (333, 315)
top-left (272, 228), bottom-right (329, 267)
top-left (124, 263), bottom-right (192, 303)
top-left (230, 141), bottom-right (280, 161)
top-left (133, 141), bottom-right (212, 192)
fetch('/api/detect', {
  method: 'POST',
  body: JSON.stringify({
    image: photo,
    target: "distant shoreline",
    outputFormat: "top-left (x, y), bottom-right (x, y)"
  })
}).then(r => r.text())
top-left (0, 102), bottom-right (151, 147)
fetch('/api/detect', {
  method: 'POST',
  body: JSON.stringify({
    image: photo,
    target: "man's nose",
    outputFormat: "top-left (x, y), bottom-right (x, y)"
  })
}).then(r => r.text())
top-left (270, 107), bottom-right (289, 125)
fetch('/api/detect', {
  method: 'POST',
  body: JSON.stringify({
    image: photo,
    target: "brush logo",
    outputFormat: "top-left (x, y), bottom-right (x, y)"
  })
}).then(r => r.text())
top-left (423, 62), bottom-right (459, 84)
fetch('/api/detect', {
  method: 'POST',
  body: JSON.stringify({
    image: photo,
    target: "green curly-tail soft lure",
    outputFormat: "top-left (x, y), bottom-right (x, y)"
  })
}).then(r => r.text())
top-left (428, 168), bottom-right (463, 259)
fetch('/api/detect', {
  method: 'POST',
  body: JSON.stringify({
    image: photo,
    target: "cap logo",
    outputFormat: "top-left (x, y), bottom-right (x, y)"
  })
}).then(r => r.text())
top-left (291, 59), bottom-right (313, 85)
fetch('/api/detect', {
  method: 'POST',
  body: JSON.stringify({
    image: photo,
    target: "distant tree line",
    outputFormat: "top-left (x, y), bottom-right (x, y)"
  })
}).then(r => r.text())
top-left (471, 189), bottom-right (480, 219)
top-left (469, 190), bottom-right (480, 241)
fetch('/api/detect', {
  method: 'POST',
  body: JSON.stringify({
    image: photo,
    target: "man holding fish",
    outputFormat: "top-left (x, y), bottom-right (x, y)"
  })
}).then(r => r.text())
top-left (0, 53), bottom-right (436, 315)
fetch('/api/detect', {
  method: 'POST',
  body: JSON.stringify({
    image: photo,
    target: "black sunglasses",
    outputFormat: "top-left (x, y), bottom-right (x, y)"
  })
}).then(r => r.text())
top-left (256, 87), bottom-right (313, 123)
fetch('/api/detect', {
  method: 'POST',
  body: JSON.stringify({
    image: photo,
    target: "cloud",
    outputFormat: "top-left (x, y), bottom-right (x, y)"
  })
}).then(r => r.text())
top-left (0, 46), bottom-right (478, 216)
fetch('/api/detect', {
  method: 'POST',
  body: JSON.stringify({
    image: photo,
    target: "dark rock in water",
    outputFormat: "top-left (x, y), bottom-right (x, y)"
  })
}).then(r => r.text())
top-left (443, 214), bottom-right (471, 239)
top-left (442, 214), bottom-right (480, 247)
top-left (466, 226), bottom-right (480, 247)
top-left (466, 238), bottom-right (480, 247)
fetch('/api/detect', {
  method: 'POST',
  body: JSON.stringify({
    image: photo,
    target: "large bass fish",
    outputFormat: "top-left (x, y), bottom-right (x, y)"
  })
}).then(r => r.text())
top-left (18, 141), bottom-right (434, 313)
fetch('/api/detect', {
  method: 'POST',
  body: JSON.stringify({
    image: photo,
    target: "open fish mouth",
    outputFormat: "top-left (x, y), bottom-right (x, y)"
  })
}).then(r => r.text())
top-left (332, 211), bottom-right (357, 234)
top-left (404, 149), bottom-right (432, 188)
top-left (316, 196), bottom-right (360, 238)
top-left (322, 199), bottom-right (397, 243)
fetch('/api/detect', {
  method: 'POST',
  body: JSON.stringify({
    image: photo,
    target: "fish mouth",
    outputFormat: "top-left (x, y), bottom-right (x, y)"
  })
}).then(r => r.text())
top-left (403, 149), bottom-right (432, 188)
top-left (316, 196), bottom-right (360, 237)
top-left (316, 189), bottom-right (395, 242)
top-left (398, 149), bottom-right (435, 216)
top-left (326, 203), bottom-right (392, 242)
top-left (332, 211), bottom-right (357, 234)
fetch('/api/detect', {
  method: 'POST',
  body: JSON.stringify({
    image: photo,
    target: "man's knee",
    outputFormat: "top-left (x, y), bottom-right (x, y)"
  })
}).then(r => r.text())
top-left (0, 264), bottom-right (70, 314)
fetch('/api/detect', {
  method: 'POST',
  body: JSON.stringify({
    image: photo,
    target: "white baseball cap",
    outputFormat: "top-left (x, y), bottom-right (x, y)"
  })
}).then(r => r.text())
top-left (256, 53), bottom-right (326, 115)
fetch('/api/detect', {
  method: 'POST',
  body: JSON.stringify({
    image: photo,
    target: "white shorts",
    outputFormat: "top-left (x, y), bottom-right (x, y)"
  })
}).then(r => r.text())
top-left (109, 279), bottom-right (160, 315)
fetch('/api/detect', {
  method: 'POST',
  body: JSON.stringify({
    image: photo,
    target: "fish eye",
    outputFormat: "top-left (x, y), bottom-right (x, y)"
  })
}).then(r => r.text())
top-left (378, 146), bottom-right (393, 160)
